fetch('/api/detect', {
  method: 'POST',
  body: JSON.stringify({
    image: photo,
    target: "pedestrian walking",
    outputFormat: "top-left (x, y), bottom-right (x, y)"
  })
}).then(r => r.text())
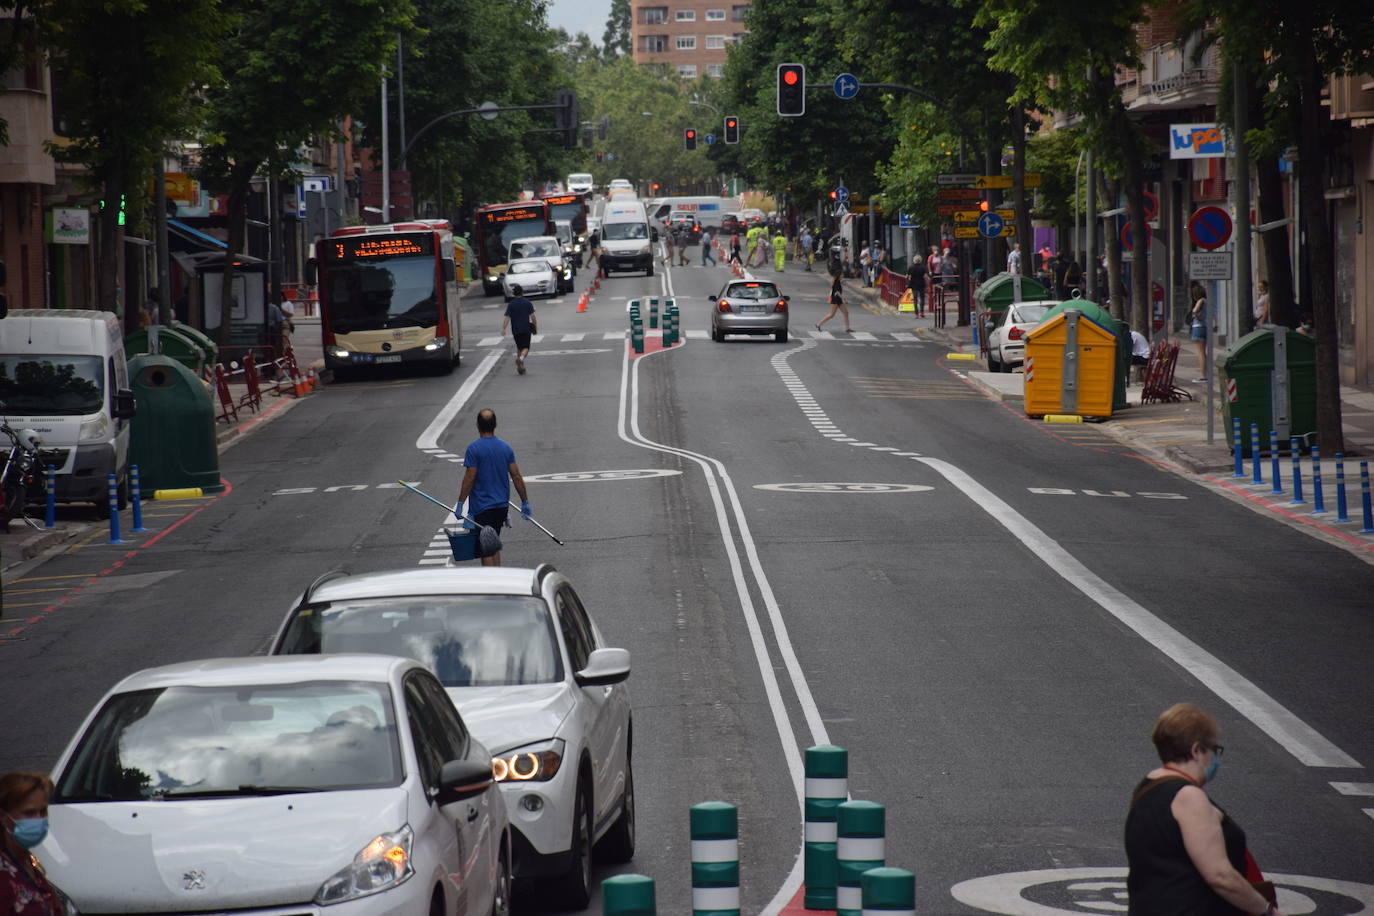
top-left (815, 271), bottom-right (851, 333)
top-left (502, 285), bottom-right (536, 376)
top-left (729, 230), bottom-right (743, 266)
top-left (772, 231), bottom-right (787, 271)
top-left (456, 408), bottom-right (532, 568)
top-left (800, 228), bottom-right (814, 271)
top-left (0, 771), bottom-right (63, 916)
top-left (942, 248), bottom-right (960, 290)
top-left (676, 223), bottom-right (690, 266)
top-left (662, 226), bottom-right (677, 266)
top-left (906, 255), bottom-right (927, 316)
top-left (1125, 703), bottom-right (1282, 916)
top-left (1253, 279), bottom-right (1270, 325)
top-left (1188, 282), bottom-right (1208, 382)
top-left (1007, 241), bottom-right (1021, 274)
top-left (701, 226), bottom-right (716, 266)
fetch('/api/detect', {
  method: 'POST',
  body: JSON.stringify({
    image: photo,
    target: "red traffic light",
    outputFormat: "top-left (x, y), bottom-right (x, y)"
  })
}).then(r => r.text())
top-left (726, 118), bottom-right (737, 128)
top-left (783, 71), bottom-right (799, 86)
top-left (776, 63), bottom-right (805, 116)
top-left (686, 129), bottom-right (696, 138)
top-left (829, 190), bottom-right (837, 199)
top-left (979, 200), bottom-right (989, 212)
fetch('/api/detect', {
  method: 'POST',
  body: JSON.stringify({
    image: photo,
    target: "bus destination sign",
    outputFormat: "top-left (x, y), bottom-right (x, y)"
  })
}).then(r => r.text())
top-left (484, 206), bottom-right (544, 225)
top-left (332, 233), bottom-right (433, 260)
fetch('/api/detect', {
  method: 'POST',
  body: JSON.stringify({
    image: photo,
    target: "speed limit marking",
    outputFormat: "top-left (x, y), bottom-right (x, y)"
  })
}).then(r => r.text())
top-left (753, 482), bottom-right (934, 493)
top-left (524, 469), bottom-right (683, 483)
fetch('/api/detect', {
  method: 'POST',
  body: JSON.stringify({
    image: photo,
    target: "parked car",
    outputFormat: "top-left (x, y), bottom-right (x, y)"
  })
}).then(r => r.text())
top-left (40, 654), bottom-right (510, 916)
top-left (270, 565), bottom-right (634, 909)
top-left (502, 258), bottom-right (559, 299)
top-left (709, 279), bottom-right (790, 343)
top-left (986, 302), bottom-right (1051, 371)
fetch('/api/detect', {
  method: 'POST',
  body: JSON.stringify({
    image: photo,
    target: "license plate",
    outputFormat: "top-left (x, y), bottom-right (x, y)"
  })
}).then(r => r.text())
top-left (376, 355), bottom-right (402, 364)
top-left (739, 305), bottom-right (766, 313)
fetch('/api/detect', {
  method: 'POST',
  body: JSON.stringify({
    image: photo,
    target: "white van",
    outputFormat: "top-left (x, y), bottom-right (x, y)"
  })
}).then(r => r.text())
top-left (598, 201), bottom-right (655, 276)
top-left (0, 310), bottom-right (136, 512)
top-left (566, 173), bottom-right (594, 194)
top-left (650, 196), bottom-right (728, 228)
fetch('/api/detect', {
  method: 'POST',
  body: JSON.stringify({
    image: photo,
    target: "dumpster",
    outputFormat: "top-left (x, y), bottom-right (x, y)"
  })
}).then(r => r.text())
top-left (1218, 327), bottom-right (1316, 457)
top-left (1024, 304), bottom-right (1118, 419)
top-left (127, 354), bottom-right (223, 494)
top-left (1041, 300), bottom-right (1130, 409)
top-left (974, 271), bottom-right (1053, 321)
top-left (170, 320), bottom-right (219, 367)
top-left (124, 325), bottom-right (208, 376)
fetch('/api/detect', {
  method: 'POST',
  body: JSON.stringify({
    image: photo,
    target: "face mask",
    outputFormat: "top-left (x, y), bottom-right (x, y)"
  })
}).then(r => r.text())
top-left (10, 817), bottom-right (49, 849)
top-left (1203, 754), bottom-right (1222, 784)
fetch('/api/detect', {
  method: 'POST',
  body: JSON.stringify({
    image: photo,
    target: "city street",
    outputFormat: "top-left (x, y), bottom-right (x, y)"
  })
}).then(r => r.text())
top-left (3, 254), bottom-right (1374, 915)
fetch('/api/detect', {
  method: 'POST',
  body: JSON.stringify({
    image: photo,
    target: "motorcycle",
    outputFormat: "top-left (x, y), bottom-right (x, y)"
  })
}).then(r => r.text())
top-left (1, 420), bottom-right (45, 529)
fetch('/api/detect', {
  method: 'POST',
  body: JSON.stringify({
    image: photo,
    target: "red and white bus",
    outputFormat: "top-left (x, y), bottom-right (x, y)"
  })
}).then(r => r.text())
top-left (537, 190), bottom-right (589, 243)
top-left (311, 220), bottom-right (462, 376)
top-left (474, 200), bottom-right (554, 295)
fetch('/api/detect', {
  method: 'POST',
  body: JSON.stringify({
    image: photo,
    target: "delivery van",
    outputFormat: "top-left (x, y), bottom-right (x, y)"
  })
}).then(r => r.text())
top-left (598, 201), bottom-right (656, 276)
top-left (0, 309), bottom-right (136, 514)
top-left (650, 196), bottom-right (728, 228)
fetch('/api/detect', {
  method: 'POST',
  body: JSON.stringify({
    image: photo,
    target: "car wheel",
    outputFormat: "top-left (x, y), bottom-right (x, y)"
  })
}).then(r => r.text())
top-left (987, 354), bottom-right (999, 372)
top-left (559, 777), bottom-right (593, 910)
top-left (775, 328), bottom-right (788, 343)
top-left (490, 845), bottom-right (511, 916)
top-left (645, 263), bottom-right (654, 276)
top-left (597, 756), bottom-right (635, 864)
top-left (712, 325), bottom-right (724, 342)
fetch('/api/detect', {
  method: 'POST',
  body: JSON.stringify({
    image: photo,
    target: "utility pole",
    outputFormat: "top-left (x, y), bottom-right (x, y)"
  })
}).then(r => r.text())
top-left (1085, 149), bottom-right (1097, 302)
top-left (397, 36), bottom-right (408, 171)
top-left (1233, 61), bottom-right (1253, 333)
top-left (153, 154), bottom-right (171, 325)
top-left (380, 76), bottom-right (391, 223)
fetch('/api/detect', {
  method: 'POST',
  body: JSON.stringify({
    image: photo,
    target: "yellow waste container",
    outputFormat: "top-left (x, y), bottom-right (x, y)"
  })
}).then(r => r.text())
top-left (1023, 307), bottom-right (1118, 419)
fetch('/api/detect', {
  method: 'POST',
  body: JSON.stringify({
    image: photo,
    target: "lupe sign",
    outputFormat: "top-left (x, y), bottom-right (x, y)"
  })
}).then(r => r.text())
top-left (50, 208), bottom-right (90, 245)
top-left (1169, 123), bottom-right (1232, 159)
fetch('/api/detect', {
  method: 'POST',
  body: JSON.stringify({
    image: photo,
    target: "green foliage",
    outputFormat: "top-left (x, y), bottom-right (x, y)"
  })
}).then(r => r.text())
top-left (602, 0), bottom-right (631, 58)
top-left (1024, 128), bottom-right (1084, 228)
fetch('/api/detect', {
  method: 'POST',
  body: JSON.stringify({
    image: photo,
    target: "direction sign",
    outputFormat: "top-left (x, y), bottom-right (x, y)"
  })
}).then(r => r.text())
top-left (834, 186), bottom-right (850, 203)
top-left (937, 173), bottom-right (978, 186)
top-left (705, 133), bottom-right (716, 145)
top-left (936, 204), bottom-right (966, 216)
top-left (1189, 205), bottom-right (1232, 250)
top-left (833, 73), bottom-right (860, 100)
top-left (953, 210), bottom-right (982, 222)
top-left (977, 212), bottom-right (1006, 238)
top-left (898, 210), bottom-right (918, 228)
top-left (936, 188), bottom-right (981, 200)
top-left (1188, 251), bottom-right (1232, 279)
top-left (974, 173), bottom-right (1042, 189)
top-left (954, 226), bottom-right (981, 239)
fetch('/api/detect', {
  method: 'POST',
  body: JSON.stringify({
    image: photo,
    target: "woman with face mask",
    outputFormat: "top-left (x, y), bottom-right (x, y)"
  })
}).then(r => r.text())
top-left (1125, 704), bottom-right (1281, 916)
top-left (1, 772), bottom-right (63, 916)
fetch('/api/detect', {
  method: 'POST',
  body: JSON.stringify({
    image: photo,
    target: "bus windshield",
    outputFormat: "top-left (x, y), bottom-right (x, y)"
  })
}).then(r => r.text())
top-left (546, 201), bottom-right (586, 234)
top-left (483, 218), bottom-right (548, 269)
top-left (321, 256), bottom-right (438, 333)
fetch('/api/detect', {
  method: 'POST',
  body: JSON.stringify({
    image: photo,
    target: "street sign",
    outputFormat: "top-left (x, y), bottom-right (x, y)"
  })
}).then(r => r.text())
top-left (302, 176), bottom-right (333, 193)
top-left (1188, 251), bottom-right (1232, 279)
top-left (953, 226), bottom-right (981, 239)
top-left (1189, 205), bottom-right (1232, 250)
top-left (898, 210), bottom-right (918, 228)
top-left (977, 212), bottom-right (1005, 238)
top-left (937, 173), bottom-right (978, 186)
top-left (936, 204), bottom-right (965, 216)
top-left (951, 208), bottom-right (1015, 222)
top-left (705, 133), bottom-right (716, 145)
top-left (936, 188), bottom-right (981, 200)
top-left (974, 173), bottom-right (1042, 189)
top-left (953, 210), bottom-right (982, 222)
top-left (1142, 189), bottom-right (1158, 220)
top-left (833, 73), bottom-right (859, 100)
top-left (1121, 220), bottom-right (1152, 251)
top-left (834, 186), bottom-right (850, 203)
top-left (832, 202), bottom-right (848, 217)
top-left (606, 152), bottom-right (615, 161)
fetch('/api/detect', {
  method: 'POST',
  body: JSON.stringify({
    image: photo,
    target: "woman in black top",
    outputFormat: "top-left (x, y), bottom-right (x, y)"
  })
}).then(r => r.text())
top-left (1125, 703), bottom-right (1280, 916)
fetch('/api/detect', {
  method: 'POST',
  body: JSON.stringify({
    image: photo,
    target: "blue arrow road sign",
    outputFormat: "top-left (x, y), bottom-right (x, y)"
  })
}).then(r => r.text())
top-left (898, 210), bottom-right (917, 228)
top-left (834, 186), bottom-right (850, 203)
top-left (606, 152), bottom-right (615, 161)
top-left (833, 73), bottom-right (859, 100)
top-left (705, 134), bottom-right (716, 145)
top-left (977, 211), bottom-right (1005, 239)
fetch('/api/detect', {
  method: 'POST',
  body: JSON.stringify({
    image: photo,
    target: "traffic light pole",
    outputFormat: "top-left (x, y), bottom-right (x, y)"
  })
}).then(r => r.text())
top-left (402, 100), bottom-right (572, 163)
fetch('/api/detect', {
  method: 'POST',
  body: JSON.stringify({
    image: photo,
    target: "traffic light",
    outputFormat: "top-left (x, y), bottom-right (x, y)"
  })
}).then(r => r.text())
top-left (979, 199), bottom-right (989, 212)
top-left (598, 116), bottom-right (609, 141)
top-left (651, 183), bottom-right (660, 192)
top-left (828, 190), bottom-right (837, 200)
top-left (99, 194), bottom-right (127, 227)
top-left (556, 90), bottom-right (577, 149)
top-left (595, 151), bottom-right (605, 163)
top-left (724, 116), bottom-right (740, 144)
top-left (776, 63), bottom-right (805, 117)
top-left (684, 128), bottom-right (697, 151)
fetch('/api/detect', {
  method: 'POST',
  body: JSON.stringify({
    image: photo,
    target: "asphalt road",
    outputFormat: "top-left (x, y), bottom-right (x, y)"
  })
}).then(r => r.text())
top-left (3, 239), bottom-right (1373, 915)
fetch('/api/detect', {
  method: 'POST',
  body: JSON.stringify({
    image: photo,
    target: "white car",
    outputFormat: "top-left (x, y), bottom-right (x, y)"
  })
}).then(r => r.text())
top-left (40, 655), bottom-right (510, 916)
top-left (502, 258), bottom-right (559, 300)
top-left (986, 301), bottom-right (1051, 372)
top-left (508, 235), bottom-right (573, 293)
top-left (270, 565), bottom-right (634, 910)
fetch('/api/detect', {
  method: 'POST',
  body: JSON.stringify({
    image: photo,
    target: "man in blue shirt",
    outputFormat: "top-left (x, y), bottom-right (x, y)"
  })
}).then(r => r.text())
top-left (502, 285), bottom-right (537, 375)
top-left (457, 408), bottom-right (531, 566)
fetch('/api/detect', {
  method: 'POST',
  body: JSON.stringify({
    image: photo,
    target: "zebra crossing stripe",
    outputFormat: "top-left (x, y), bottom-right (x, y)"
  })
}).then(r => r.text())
top-left (811, 330), bottom-right (836, 340)
top-left (603, 331), bottom-right (627, 340)
top-left (850, 331), bottom-right (877, 341)
top-left (562, 332), bottom-right (585, 342)
top-left (477, 336), bottom-right (502, 346)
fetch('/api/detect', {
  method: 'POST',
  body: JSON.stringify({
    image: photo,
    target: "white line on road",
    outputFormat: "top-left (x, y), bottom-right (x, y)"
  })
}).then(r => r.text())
top-left (1331, 782), bottom-right (1374, 795)
top-left (850, 330), bottom-right (877, 340)
top-left (415, 348), bottom-right (504, 451)
top-left (561, 332), bottom-right (584, 342)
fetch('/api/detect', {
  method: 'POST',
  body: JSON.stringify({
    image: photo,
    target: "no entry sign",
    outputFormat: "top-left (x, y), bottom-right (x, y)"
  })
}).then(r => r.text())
top-left (1189, 205), bottom-right (1233, 250)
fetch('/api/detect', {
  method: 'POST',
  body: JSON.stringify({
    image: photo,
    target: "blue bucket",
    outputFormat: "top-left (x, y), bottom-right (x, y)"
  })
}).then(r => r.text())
top-left (446, 529), bottom-right (478, 562)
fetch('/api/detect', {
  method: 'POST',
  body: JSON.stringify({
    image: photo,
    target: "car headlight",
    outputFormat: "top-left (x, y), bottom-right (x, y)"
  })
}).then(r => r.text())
top-left (78, 413), bottom-right (110, 444)
top-left (327, 346), bottom-right (351, 359)
top-left (492, 738), bottom-right (565, 783)
top-left (424, 337), bottom-right (448, 351)
top-left (487, 274), bottom-right (499, 282)
top-left (316, 825), bottom-right (413, 905)
top-left (638, 245), bottom-right (652, 255)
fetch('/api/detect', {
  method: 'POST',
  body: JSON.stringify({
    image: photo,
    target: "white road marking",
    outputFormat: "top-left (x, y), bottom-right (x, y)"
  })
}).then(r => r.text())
top-left (415, 348), bottom-right (503, 452)
top-left (810, 330), bottom-right (836, 340)
top-left (603, 331), bottom-right (627, 340)
top-left (850, 330), bottom-right (877, 340)
top-left (417, 558), bottom-right (448, 565)
top-left (686, 330), bottom-right (710, 339)
top-left (477, 336), bottom-right (502, 346)
top-left (1331, 782), bottom-right (1374, 796)
top-left (562, 332), bottom-right (585, 342)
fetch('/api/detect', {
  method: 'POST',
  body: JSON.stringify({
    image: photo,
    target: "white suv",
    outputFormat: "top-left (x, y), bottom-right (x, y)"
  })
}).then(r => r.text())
top-left (271, 565), bottom-right (634, 909)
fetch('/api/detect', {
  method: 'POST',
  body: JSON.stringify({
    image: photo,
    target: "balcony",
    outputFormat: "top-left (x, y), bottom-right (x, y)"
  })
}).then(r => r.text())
top-left (1128, 40), bottom-right (1221, 113)
top-left (0, 85), bottom-right (55, 185)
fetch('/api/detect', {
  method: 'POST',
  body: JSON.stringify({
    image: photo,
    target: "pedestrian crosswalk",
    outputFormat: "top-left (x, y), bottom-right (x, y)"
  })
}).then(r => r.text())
top-left (467, 330), bottom-right (926, 348)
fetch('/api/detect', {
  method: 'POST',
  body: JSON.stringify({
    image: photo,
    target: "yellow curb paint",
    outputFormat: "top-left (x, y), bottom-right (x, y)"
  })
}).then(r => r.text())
top-left (1044, 414), bottom-right (1085, 424)
top-left (11, 574), bottom-right (90, 582)
top-left (154, 488), bottom-right (204, 500)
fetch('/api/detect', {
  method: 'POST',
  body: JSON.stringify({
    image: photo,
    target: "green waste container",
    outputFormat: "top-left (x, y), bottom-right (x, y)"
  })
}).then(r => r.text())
top-left (170, 320), bottom-right (219, 367)
top-left (124, 325), bottom-right (208, 376)
top-left (1218, 327), bottom-right (1316, 457)
top-left (974, 271), bottom-right (1053, 321)
top-left (127, 354), bottom-right (223, 494)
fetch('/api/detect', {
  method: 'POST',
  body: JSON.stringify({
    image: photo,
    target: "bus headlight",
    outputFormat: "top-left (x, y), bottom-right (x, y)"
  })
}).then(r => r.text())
top-left (327, 346), bottom-right (351, 359)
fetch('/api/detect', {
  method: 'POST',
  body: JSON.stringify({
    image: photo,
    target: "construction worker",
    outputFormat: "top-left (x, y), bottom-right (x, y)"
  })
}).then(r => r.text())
top-left (746, 223), bottom-right (763, 266)
top-left (772, 230), bottom-right (787, 271)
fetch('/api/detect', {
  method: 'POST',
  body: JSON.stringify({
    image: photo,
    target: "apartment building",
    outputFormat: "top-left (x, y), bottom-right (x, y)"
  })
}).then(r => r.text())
top-left (630, 0), bottom-right (750, 79)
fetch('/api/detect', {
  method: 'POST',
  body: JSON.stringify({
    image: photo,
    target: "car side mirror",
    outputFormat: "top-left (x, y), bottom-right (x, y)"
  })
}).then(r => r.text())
top-left (783, 295), bottom-right (791, 302)
top-left (708, 295), bottom-right (717, 302)
top-left (113, 389), bottom-right (136, 420)
top-left (650, 228), bottom-right (659, 242)
top-left (575, 647), bottom-right (630, 687)
top-left (305, 259), bottom-right (318, 286)
top-left (439, 758), bottom-right (495, 801)
top-left (442, 260), bottom-right (456, 283)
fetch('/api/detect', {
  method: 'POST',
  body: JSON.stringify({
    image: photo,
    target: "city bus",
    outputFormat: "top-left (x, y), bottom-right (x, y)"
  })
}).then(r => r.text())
top-left (537, 190), bottom-right (589, 244)
top-left (310, 220), bottom-right (462, 376)
top-left (474, 200), bottom-right (554, 295)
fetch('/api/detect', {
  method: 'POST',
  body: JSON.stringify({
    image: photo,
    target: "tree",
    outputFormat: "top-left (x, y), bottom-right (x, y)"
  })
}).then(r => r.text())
top-left (602, 0), bottom-right (631, 58)
top-left (198, 0), bottom-right (415, 346)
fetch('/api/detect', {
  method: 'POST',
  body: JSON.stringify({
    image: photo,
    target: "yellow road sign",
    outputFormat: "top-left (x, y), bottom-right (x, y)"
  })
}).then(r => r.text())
top-left (953, 210), bottom-right (981, 222)
top-left (974, 173), bottom-right (1042, 189)
top-left (954, 227), bottom-right (980, 238)
top-left (898, 288), bottom-right (915, 312)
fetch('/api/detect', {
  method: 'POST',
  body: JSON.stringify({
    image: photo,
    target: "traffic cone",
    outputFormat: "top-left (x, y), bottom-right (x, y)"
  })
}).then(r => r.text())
top-left (577, 292), bottom-right (588, 313)
top-left (308, 367), bottom-right (320, 391)
top-left (294, 371), bottom-right (309, 397)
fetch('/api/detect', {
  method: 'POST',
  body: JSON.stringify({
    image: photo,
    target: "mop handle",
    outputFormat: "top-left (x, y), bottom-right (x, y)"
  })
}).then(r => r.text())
top-left (509, 500), bottom-right (565, 545)
top-left (397, 480), bottom-right (479, 527)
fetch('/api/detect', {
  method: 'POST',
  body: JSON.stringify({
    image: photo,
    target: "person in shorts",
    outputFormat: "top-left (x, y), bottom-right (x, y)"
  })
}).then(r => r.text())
top-left (502, 285), bottom-right (536, 375)
top-left (457, 408), bottom-right (531, 567)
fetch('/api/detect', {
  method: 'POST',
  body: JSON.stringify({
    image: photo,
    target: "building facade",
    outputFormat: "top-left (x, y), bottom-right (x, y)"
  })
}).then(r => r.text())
top-left (629, 0), bottom-right (750, 79)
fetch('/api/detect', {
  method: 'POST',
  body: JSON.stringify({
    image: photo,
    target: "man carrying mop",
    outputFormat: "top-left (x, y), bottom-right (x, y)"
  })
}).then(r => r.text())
top-left (456, 408), bottom-right (531, 566)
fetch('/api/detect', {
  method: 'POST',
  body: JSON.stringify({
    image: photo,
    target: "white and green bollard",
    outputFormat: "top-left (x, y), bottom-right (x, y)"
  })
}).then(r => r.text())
top-left (690, 802), bottom-right (739, 916)
top-left (803, 745), bottom-right (848, 909)
top-left (603, 874), bottom-right (656, 916)
top-left (835, 801), bottom-right (885, 916)
top-left (861, 867), bottom-right (914, 916)
top-left (649, 296), bottom-right (660, 328)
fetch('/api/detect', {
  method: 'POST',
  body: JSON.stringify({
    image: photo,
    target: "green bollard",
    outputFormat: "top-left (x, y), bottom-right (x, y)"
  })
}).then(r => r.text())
top-left (861, 867), bottom-right (914, 916)
top-left (804, 745), bottom-right (848, 909)
top-left (665, 309), bottom-right (677, 346)
top-left (835, 801), bottom-right (885, 916)
top-left (690, 802), bottom-right (739, 916)
top-left (631, 322), bottom-right (645, 354)
top-left (649, 296), bottom-right (659, 329)
top-left (603, 874), bottom-right (656, 916)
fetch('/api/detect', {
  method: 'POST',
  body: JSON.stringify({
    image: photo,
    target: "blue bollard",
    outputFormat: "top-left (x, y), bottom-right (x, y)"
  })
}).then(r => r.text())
top-left (1310, 447), bottom-right (1326, 514)
top-left (44, 465), bottom-right (56, 528)
top-left (1289, 438), bottom-right (1306, 505)
top-left (1361, 462), bottom-right (1374, 534)
top-left (1232, 417), bottom-right (1244, 478)
top-left (130, 464), bottom-right (146, 532)
top-left (1335, 454), bottom-right (1351, 523)
top-left (1269, 431), bottom-right (1283, 495)
top-left (1250, 424), bottom-right (1263, 485)
top-left (106, 473), bottom-right (126, 543)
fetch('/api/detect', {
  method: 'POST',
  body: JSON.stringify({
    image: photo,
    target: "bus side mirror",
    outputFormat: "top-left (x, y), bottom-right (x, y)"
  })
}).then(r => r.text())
top-left (442, 260), bottom-right (456, 283)
top-left (305, 260), bottom-right (317, 285)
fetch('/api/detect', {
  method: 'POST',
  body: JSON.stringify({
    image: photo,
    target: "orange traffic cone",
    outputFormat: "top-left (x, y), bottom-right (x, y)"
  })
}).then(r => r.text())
top-left (308, 368), bottom-right (319, 391)
top-left (577, 292), bottom-right (588, 313)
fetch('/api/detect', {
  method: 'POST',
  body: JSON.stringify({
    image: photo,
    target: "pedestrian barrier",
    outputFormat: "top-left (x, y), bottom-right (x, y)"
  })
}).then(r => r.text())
top-left (603, 874), bottom-right (656, 916)
top-left (836, 801), bottom-right (885, 916)
top-left (213, 364), bottom-right (239, 424)
top-left (649, 297), bottom-right (660, 329)
top-left (1289, 437), bottom-right (1306, 505)
top-left (44, 466), bottom-right (55, 528)
top-left (106, 473), bottom-right (126, 544)
top-left (1141, 341), bottom-right (1191, 404)
top-left (1266, 428), bottom-right (1280, 493)
top-left (690, 802), bottom-right (739, 916)
top-left (154, 487), bottom-right (203, 500)
top-left (129, 465), bottom-right (146, 532)
top-left (238, 354), bottom-right (264, 413)
top-left (862, 868), bottom-right (916, 916)
top-left (1251, 424), bottom-right (1263, 486)
top-left (804, 745), bottom-right (848, 909)
top-left (578, 292), bottom-right (588, 313)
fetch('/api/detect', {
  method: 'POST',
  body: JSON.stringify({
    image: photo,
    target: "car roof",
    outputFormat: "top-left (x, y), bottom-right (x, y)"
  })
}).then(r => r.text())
top-left (309, 566), bottom-right (552, 605)
top-left (508, 258), bottom-right (554, 269)
top-left (110, 654), bottom-right (419, 693)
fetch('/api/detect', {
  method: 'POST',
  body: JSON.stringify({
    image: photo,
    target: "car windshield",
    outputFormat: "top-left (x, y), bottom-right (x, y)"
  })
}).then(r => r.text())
top-left (509, 261), bottom-right (548, 275)
top-left (54, 680), bottom-right (401, 801)
top-left (602, 222), bottom-right (647, 240)
top-left (276, 596), bottom-right (563, 688)
top-left (1009, 304), bottom-right (1049, 323)
top-left (0, 355), bottom-right (104, 416)
top-left (321, 257), bottom-right (438, 334)
top-left (510, 239), bottom-right (559, 259)
top-left (726, 283), bottom-right (780, 300)
top-left (554, 224), bottom-right (572, 244)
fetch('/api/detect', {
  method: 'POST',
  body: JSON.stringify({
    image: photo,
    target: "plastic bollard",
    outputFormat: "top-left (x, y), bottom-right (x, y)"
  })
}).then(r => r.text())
top-left (1250, 424), bottom-right (1262, 485)
top-left (1289, 438), bottom-right (1306, 504)
top-left (649, 296), bottom-right (660, 329)
top-left (106, 473), bottom-right (126, 543)
top-left (603, 874), bottom-right (656, 916)
top-left (836, 801), bottom-right (885, 916)
top-left (1269, 430), bottom-right (1283, 495)
top-left (44, 465), bottom-right (56, 528)
top-left (130, 464), bottom-right (146, 532)
top-left (690, 802), bottom-right (739, 916)
top-left (1361, 462), bottom-right (1374, 534)
top-left (804, 745), bottom-right (848, 909)
top-left (1232, 418), bottom-right (1244, 478)
top-left (631, 324), bottom-right (645, 354)
top-left (1335, 454), bottom-right (1350, 523)
top-left (1310, 447), bottom-right (1326, 514)
top-left (861, 867), bottom-right (915, 916)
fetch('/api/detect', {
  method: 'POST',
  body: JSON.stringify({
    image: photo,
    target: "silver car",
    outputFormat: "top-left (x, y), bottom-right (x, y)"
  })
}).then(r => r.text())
top-left (502, 258), bottom-right (558, 300)
top-left (709, 279), bottom-right (791, 342)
